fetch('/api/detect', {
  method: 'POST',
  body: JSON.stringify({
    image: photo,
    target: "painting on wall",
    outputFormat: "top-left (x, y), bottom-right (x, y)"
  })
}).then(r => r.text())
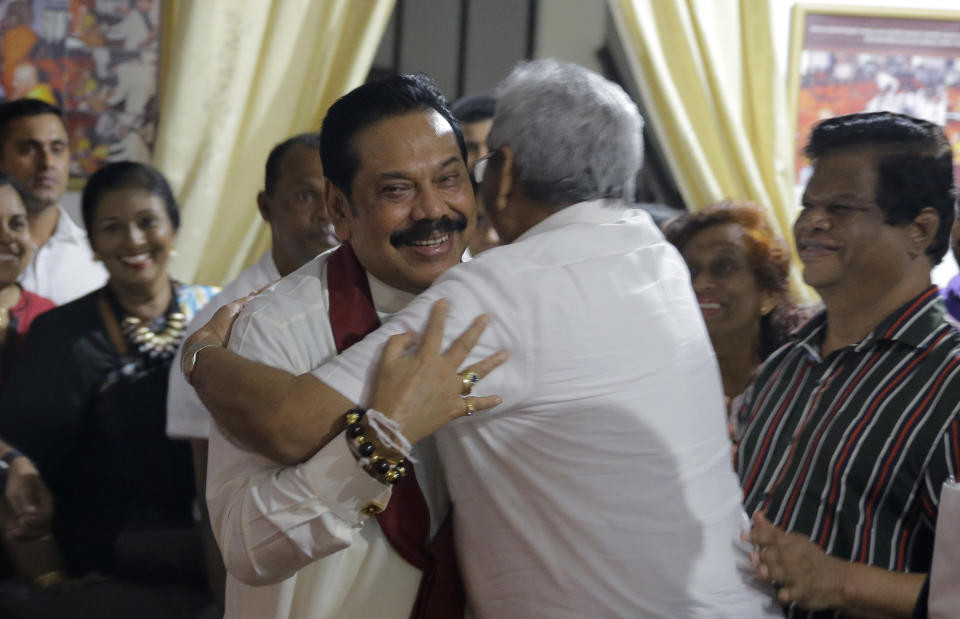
top-left (0, 0), bottom-right (161, 181)
top-left (789, 5), bottom-right (960, 187)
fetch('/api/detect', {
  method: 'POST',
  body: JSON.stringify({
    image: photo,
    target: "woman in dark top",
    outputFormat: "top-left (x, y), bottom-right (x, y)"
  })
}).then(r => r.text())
top-left (0, 173), bottom-right (55, 391)
top-left (0, 162), bottom-right (216, 616)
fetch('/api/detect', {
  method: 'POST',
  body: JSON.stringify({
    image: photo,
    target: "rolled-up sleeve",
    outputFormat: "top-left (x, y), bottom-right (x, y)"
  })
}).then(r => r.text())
top-left (205, 291), bottom-right (391, 585)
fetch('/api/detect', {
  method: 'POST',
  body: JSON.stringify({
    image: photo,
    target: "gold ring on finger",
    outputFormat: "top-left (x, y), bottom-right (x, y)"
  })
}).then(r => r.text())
top-left (459, 369), bottom-right (480, 396)
top-left (464, 399), bottom-right (476, 416)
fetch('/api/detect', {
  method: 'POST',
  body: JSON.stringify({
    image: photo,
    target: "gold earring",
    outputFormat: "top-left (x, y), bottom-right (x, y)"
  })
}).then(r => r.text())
top-left (92, 252), bottom-right (101, 262)
top-left (760, 303), bottom-right (774, 316)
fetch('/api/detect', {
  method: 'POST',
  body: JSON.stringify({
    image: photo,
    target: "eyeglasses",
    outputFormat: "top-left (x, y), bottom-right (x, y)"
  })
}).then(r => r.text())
top-left (470, 151), bottom-right (497, 184)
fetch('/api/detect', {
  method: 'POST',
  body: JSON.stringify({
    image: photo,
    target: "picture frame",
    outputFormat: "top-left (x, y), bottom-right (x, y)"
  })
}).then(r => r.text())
top-left (0, 0), bottom-right (163, 186)
top-left (788, 4), bottom-right (960, 186)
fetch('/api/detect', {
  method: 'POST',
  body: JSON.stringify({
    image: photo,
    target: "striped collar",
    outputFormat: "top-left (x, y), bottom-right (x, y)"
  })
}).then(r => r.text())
top-left (793, 286), bottom-right (946, 360)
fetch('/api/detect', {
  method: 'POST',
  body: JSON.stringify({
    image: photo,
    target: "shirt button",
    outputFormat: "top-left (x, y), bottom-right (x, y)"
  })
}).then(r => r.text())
top-left (361, 501), bottom-right (384, 515)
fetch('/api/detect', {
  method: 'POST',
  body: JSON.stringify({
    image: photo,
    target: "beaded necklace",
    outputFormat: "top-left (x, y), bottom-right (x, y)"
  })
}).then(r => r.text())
top-left (121, 309), bottom-right (186, 362)
top-left (106, 282), bottom-right (186, 364)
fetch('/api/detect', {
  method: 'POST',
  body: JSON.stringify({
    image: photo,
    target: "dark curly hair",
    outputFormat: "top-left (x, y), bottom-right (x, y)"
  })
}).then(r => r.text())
top-left (664, 200), bottom-right (801, 358)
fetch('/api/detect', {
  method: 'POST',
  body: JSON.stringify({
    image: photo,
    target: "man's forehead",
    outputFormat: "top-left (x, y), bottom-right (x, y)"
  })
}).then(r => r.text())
top-left (354, 109), bottom-right (462, 175)
top-left (278, 145), bottom-right (323, 178)
top-left (803, 150), bottom-right (878, 200)
top-left (7, 114), bottom-right (68, 141)
top-left (460, 118), bottom-right (492, 139)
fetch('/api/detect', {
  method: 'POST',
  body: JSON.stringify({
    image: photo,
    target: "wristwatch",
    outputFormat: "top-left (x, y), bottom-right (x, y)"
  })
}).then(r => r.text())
top-left (0, 449), bottom-right (24, 494)
top-left (181, 341), bottom-right (220, 384)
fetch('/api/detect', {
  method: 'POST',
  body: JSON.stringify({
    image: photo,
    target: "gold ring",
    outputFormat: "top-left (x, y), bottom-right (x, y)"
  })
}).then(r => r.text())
top-left (459, 369), bottom-right (480, 396)
top-left (464, 400), bottom-right (476, 416)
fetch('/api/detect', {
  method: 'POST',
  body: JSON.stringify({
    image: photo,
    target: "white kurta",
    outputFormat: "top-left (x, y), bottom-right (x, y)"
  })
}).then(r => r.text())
top-left (206, 251), bottom-right (449, 619)
top-left (313, 201), bottom-right (782, 619)
top-left (19, 206), bottom-right (107, 305)
top-left (166, 250), bottom-right (280, 440)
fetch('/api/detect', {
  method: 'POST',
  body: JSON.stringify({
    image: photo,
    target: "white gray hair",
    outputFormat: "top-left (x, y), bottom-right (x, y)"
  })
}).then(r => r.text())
top-left (488, 59), bottom-right (644, 207)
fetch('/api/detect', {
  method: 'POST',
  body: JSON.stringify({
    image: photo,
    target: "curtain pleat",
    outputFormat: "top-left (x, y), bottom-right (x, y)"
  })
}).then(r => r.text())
top-left (155, 0), bottom-right (395, 285)
top-left (609, 0), bottom-right (809, 298)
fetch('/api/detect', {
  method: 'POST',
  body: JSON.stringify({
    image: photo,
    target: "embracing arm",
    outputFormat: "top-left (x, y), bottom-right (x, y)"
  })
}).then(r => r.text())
top-left (198, 297), bottom-right (505, 581)
top-left (186, 298), bottom-right (504, 464)
top-left (191, 344), bottom-right (349, 465)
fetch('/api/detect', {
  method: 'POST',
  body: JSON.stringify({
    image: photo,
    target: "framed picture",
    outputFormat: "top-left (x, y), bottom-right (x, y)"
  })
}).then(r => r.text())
top-left (788, 4), bottom-right (960, 186)
top-left (0, 0), bottom-right (162, 183)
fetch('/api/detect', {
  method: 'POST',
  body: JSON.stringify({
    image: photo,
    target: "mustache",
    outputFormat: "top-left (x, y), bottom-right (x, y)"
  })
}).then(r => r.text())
top-left (389, 215), bottom-right (467, 248)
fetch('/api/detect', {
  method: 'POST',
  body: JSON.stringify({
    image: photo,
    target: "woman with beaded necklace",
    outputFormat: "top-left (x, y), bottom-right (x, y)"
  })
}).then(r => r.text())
top-left (0, 162), bottom-right (217, 616)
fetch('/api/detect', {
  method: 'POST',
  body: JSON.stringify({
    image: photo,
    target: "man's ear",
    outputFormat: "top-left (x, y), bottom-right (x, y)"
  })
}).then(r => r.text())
top-left (492, 146), bottom-right (515, 213)
top-left (324, 178), bottom-right (353, 241)
top-left (907, 207), bottom-right (940, 258)
top-left (256, 191), bottom-right (271, 223)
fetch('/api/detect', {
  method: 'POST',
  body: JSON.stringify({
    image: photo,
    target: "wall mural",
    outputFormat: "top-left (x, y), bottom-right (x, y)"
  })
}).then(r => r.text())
top-left (0, 0), bottom-right (161, 181)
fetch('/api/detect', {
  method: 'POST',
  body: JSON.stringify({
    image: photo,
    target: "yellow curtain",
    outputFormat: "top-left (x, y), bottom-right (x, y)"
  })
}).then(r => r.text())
top-left (608, 0), bottom-right (808, 297)
top-left (155, 0), bottom-right (395, 286)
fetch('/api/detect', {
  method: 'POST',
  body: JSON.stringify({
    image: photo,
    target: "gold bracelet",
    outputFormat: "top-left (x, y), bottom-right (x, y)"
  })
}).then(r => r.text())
top-left (344, 408), bottom-right (408, 485)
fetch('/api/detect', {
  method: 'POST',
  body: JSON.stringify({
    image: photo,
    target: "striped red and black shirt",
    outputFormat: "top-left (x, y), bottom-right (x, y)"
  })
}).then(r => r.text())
top-left (737, 286), bottom-right (960, 618)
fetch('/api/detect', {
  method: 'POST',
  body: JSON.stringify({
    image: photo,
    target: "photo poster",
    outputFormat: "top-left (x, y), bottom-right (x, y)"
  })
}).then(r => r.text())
top-left (0, 0), bottom-right (161, 181)
top-left (789, 6), bottom-right (960, 187)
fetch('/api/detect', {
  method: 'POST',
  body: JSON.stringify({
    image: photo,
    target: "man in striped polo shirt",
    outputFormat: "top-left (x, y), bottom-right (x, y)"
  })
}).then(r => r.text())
top-left (738, 111), bottom-right (960, 618)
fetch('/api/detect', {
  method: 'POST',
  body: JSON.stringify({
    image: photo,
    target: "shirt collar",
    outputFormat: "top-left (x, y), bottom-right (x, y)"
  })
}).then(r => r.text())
top-left (791, 311), bottom-right (827, 361)
top-left (514, 199), bottom-right (639, 243)
top-left (51, 205), bottom-right (89, 244)
top-left (366, 271), bottom-right (416, 316)
top-left (791, 285), bottom-right (946, 358)
top-left (861, 285), bottom-right (945, 349)
top-left (261, 250), bottom-right (281, 281)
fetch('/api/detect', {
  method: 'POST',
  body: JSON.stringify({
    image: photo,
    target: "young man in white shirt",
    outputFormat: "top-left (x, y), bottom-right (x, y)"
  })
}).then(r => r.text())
top-left (193, 76), bottom-right (477, 618)
top-left (186, 61), bottom-right (779, 617)
top-left (0, 99), bottom-right (107, 304)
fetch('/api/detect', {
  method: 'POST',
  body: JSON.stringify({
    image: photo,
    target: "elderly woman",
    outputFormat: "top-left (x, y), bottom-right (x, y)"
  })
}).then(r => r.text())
top-left (0, 173), bottom-right (54, 390)
top-left (0, 162), bottom-right (216, 616)
top-left (664, 201), bottom-right (812, 407)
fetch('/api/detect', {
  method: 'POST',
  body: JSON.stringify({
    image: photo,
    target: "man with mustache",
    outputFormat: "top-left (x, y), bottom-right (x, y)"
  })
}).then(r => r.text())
top-left (738, 112), bottom-right (960, 617)
top-left (0, 99), bottom-right (107, 304)
top-left (196, 74), bottom-right (476, 618)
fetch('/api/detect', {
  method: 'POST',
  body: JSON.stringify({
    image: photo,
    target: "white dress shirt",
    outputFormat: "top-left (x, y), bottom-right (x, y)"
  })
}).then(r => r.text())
top-left (166, 250), bottom-right (280, 439)
top-left (313, 201), bottom-right (781, 618)
top-left (207, 250), bottom-right (450, 619)
top-left (19, 206), bottom-right (108, 305)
